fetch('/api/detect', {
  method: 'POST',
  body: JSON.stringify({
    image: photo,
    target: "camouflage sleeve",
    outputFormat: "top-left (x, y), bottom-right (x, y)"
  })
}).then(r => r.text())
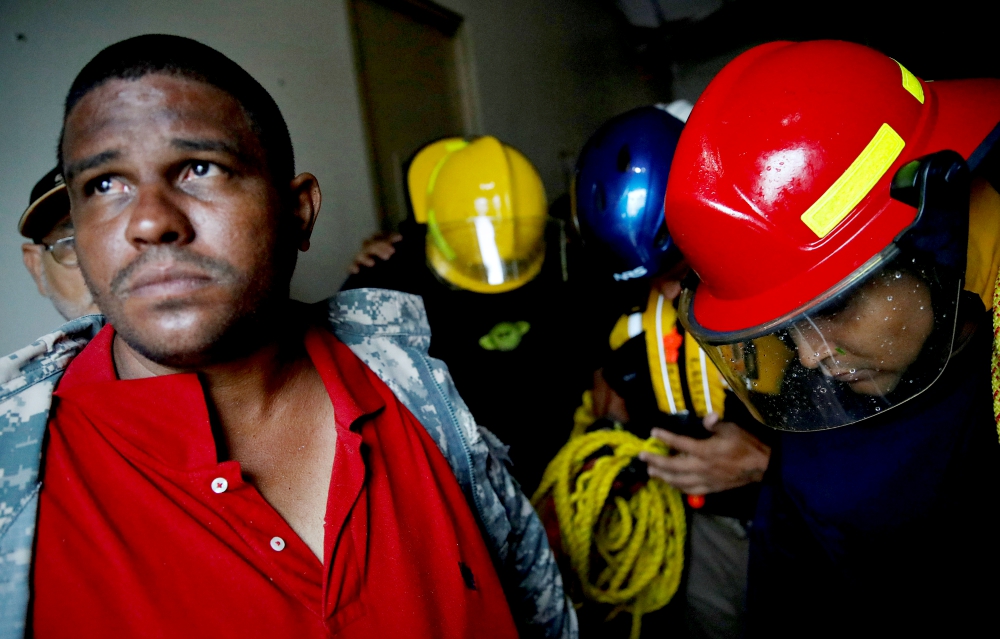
top-left (476, 425), bottom-right (579, 639)
top-left (327, 289), bottom-right (577, 639)
top-left (0, 314), bottom-right (105, 638)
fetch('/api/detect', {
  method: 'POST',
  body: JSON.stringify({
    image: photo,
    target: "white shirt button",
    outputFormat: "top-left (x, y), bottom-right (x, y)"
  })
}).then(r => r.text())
top-left (211, 477), bottom-right (228, 494)
top-left (270, 536), bottom-right (286, 551)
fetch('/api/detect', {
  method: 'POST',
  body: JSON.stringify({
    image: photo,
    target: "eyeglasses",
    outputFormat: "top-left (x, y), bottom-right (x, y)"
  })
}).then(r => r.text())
top-left (40, 236), bottom-right (78, 267)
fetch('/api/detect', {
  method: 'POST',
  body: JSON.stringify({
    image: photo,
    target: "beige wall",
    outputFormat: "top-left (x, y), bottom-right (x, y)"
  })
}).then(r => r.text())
top-left (439, 0), bottom-right (659, 194)
top-left (0, 0), bottom-right (656, 355)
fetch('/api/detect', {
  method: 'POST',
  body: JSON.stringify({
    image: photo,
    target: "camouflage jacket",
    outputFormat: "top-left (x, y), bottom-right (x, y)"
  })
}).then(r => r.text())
top-left (0, 288), bottom-right (576, 639)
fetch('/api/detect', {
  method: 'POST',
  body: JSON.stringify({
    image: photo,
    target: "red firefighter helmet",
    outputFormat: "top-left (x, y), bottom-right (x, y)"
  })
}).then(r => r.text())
top-left (666, 40), bottom-right (1000, 430)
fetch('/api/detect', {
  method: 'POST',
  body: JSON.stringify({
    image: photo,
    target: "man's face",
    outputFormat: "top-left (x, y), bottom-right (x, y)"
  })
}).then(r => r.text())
top-left (789, 270), bottom-right (934, 396)
top-left (62, 74), bottom-right (298, 367)
top-left (21, 214), bottom-right (98, 321)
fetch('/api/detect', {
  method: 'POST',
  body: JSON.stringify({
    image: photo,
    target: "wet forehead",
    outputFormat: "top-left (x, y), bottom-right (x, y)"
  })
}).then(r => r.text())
top-left (62, 74), bottom-right (256, 172)
top-left (854, 270), bottom-right (928, 306)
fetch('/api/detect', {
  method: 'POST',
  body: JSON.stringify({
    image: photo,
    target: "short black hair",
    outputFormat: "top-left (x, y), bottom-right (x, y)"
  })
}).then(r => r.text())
top-left (59, 34), bottom-right (294, 184)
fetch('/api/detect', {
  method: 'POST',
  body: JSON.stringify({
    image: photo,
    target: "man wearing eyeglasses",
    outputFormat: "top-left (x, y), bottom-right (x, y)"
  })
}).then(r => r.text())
top-left (20, 167), bottom-right (98, 320)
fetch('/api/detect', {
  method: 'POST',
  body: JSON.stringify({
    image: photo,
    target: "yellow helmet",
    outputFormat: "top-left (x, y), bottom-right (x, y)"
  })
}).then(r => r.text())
top-left (408, 136), bottom-right (548, 293)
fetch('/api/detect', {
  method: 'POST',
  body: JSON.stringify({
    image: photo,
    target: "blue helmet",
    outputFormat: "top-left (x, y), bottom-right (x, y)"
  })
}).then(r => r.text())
top-left (574, 105), bottom-right (685, 282)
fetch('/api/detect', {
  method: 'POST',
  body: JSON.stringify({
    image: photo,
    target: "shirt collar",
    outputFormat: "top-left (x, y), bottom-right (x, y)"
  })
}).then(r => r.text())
top-left (55, 323), bottom-right (117, 391)
top-left (303, 326), bottom-right (385, 430)
top-left (53, 324), bottom-right (386, 471)
top-left (54, 325), bottom-right (218, 470)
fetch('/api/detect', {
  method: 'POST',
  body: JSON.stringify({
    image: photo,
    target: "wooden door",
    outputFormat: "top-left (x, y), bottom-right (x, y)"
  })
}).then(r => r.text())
top-left (351, 0), bottom-right (471, 229)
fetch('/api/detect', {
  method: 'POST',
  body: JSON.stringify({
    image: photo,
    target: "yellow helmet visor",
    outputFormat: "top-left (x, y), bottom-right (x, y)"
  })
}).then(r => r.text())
top-left (427, 215), bottom-right (547, 293)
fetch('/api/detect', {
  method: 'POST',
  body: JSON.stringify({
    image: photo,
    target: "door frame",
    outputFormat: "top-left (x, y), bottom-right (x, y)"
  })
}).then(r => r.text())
top-left (347, 0), bottom-right (482, 230)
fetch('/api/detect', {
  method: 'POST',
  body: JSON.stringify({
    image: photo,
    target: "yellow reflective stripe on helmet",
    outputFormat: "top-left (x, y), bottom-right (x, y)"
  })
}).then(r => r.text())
top-left (423, 141), bottom-right (469, 262)
top-left (801, 123), bottom-right (905, 238)
top-left (426, 209), bottom-right (457, 261)
top-left (409, 137), bottom-right (467, 223)
top-left (425, 139), bottom-right (469, 198)
top-left (895, 60), bottom-right (925, 104)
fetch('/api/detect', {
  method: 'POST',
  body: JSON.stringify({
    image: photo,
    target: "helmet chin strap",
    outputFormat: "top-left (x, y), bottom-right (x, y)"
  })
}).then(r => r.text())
top-left (890, 150), bottom-right (970, 280)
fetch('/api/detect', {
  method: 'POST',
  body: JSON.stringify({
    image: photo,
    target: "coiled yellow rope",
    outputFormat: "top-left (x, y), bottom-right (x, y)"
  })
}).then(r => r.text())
top-left (570, 390), bottom-right (597, 440)
top-left (992, 268), bottom-right (1000, 443)
top-left (532, 429), bottom-right (686, 639)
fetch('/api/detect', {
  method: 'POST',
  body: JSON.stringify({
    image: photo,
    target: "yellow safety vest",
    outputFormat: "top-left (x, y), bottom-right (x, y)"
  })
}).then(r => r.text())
top-left (608, 288), bottom-right (728, 419)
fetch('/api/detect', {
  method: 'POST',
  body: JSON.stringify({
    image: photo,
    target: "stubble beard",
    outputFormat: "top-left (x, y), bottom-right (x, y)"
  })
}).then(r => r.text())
top-left (81, 245), bottom-right (292, 369)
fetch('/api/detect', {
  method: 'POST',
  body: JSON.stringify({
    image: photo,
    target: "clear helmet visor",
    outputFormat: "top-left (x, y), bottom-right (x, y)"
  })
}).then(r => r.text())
top-left (426, 215), bottom-right (548, 293)
top-left (681, 250), bottom-right (962, 431)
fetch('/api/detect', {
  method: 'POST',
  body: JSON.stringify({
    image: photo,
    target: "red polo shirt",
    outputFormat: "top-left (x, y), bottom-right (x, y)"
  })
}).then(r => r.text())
top-left (33, 325), bottom-right (518, 638)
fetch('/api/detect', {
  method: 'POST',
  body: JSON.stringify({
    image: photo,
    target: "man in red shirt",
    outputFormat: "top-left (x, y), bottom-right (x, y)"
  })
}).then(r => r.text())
top-left (21, 34), bottom-right (554, 637)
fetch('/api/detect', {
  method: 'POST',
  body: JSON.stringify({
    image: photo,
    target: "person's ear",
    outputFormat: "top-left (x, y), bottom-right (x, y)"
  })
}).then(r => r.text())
top-left (22, 243), bottom-right (51, 298)
top-left (288, 173), bottom-right (321, 252)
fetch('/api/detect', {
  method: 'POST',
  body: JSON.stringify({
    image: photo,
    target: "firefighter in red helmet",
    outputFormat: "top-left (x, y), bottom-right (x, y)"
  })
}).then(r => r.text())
top-left (665, 40), bottom-right (1000, 637)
